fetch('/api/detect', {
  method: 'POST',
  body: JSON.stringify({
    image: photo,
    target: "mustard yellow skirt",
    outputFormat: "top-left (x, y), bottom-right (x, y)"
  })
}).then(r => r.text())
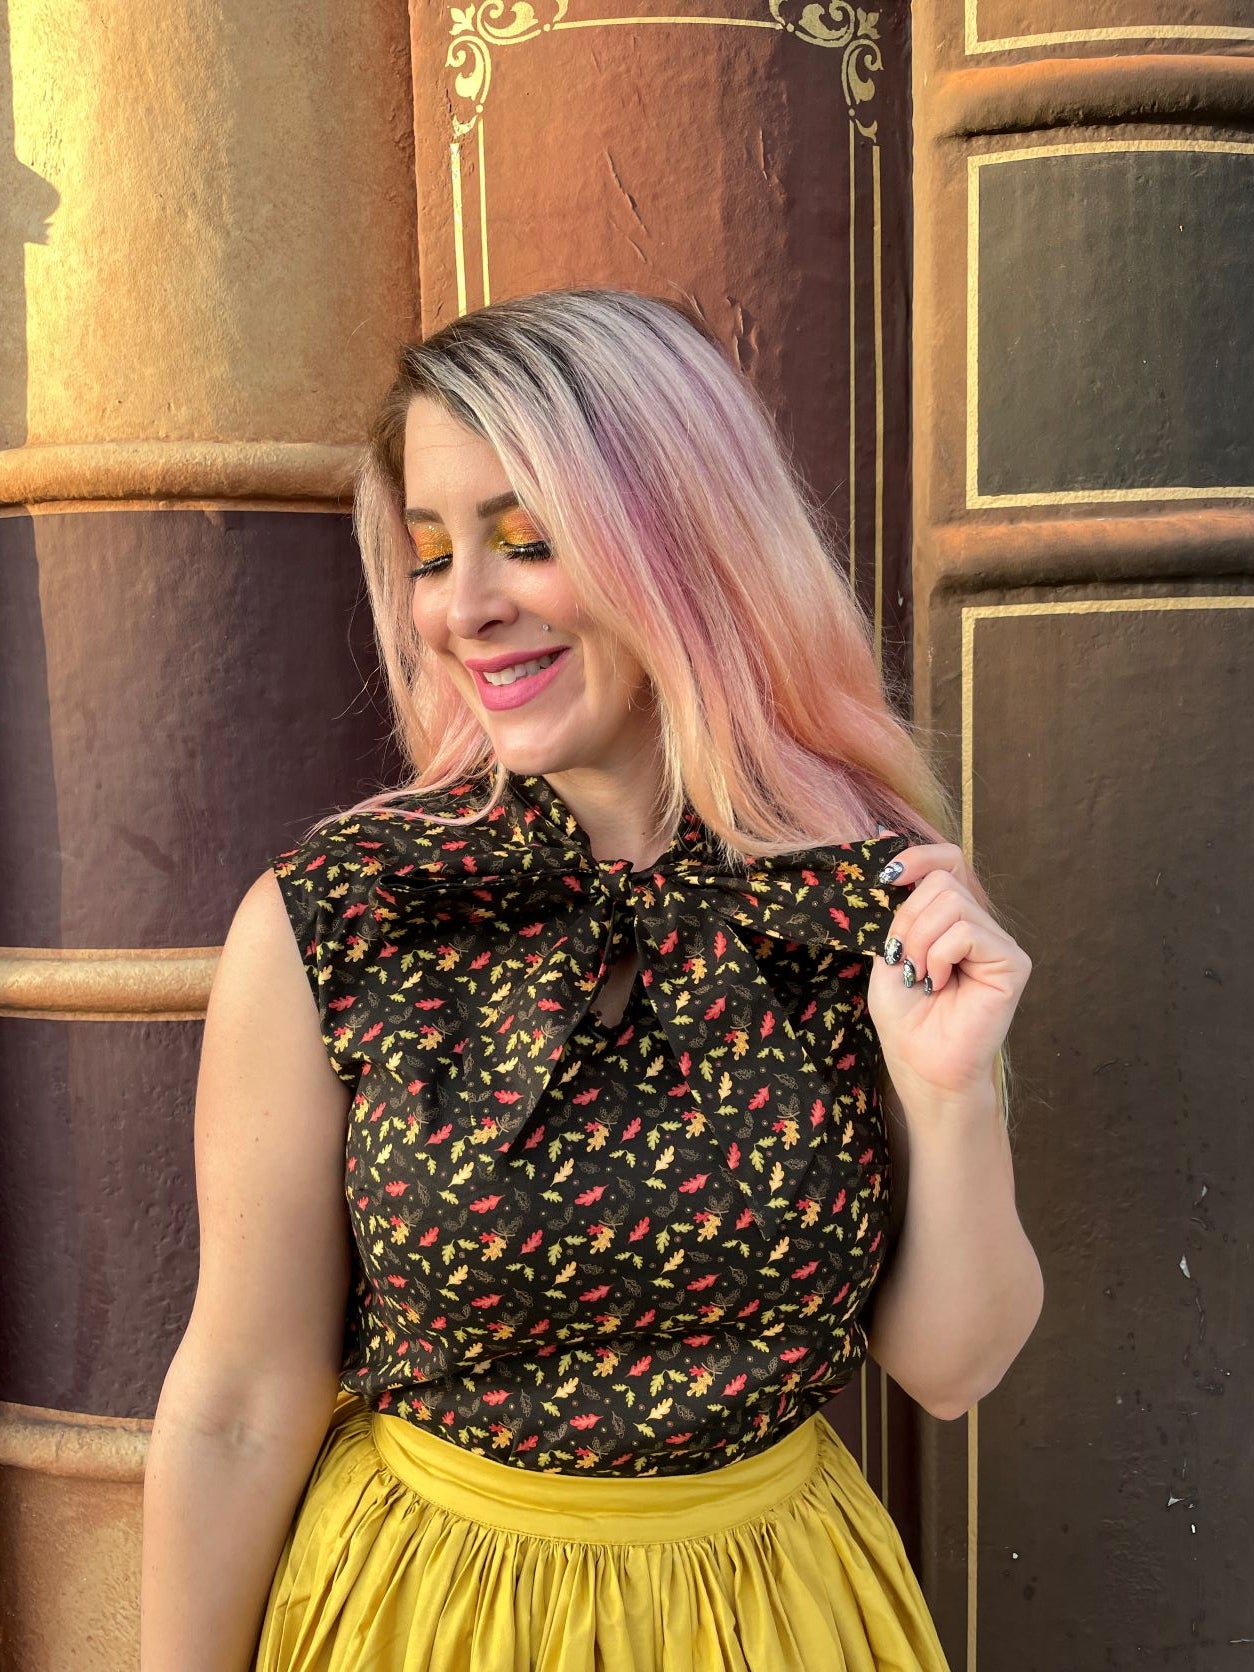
top-left (254, 1390), bottom-right (950, 1671)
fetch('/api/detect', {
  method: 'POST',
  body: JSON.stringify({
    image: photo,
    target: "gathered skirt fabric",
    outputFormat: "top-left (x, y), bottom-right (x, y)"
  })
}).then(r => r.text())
top-left (253, 1390), bottom-right (951, 1672)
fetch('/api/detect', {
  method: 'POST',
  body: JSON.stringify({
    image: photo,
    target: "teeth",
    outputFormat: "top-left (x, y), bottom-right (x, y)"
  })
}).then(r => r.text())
top-left (483, 651), bottom-right (560, 687)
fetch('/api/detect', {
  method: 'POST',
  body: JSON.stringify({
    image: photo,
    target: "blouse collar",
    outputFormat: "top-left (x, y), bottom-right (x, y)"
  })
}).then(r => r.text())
top-left (504, 770), bottom-right (712, 875)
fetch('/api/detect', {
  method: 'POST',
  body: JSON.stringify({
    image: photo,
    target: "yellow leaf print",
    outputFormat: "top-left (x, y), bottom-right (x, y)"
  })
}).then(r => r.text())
top-left (589, 1224), bottom-right (615, 1254)
top-left (661, 1249), bottom-right (685, 1273)
top-left (653, 1145), bottom-right (675, 1174)
top-left (449, 1161), bottom-right (474, 1186)
top-left (769, 1160), bottom-right (785, 1192)
top-left (555, 1261), bottom-right (577, 1284)
top-left (647, 1398), bottom-right (673, 1420)
top-left (553, 1157), bottom-right (576, 1184)
top-left (447, 1264), bottom-right (469, 1285)
top-left (697, 1213), bottom-right (722, 1242)
top-left (481, 1233), bottom-right (507, 1261)
top-left (730, 1029), bottom-right (750, 1060)
top-left (769, 1236), bottom-right (790, 1261)
top-left (718, 1070), bottom-right (733, 1101)
top-left (555, 1376), bottom-right (580, 1398)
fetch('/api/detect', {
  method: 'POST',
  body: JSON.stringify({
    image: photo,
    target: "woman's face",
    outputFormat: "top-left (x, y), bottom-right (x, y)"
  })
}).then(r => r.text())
top-left (402, 396), bottom-right (657, 779)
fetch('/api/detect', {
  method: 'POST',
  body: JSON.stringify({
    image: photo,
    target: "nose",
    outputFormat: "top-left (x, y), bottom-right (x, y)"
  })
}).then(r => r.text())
top-left (442, 549), bottom-right (523, 642)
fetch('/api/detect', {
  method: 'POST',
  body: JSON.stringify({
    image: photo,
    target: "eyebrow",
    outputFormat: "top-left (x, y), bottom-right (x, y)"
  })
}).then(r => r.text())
top-left (403, 491), bottom-right (520, 526)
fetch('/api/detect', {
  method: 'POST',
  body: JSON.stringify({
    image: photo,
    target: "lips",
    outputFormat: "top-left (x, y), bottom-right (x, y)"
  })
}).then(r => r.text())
top-left (470, 645), bottom-right (571, 712)
top-left (464, 647), bottom-right (566, 673)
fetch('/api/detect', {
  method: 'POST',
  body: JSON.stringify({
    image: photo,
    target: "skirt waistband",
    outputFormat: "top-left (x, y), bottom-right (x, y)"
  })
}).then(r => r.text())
top-left (367, 1403), bottom-right (826, 1543)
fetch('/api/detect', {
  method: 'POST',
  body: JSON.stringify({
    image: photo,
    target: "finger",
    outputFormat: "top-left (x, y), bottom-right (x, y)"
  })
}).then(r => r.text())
top-left (883, 873), bottom-right (995, 963)
top-left (893, 889), bottom-right (966, 991)
top-left (877, 840), bottom-right (994, 915)
top-left (921, 919), bottom-right (1026, 997)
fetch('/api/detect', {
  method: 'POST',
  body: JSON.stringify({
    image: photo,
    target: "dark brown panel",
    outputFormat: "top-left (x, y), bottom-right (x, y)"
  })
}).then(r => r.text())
top-left (926, 587), bottom-right (1252, 1666)
top-left (971, 0), bottom-right (1253, 55)
top-left (977, 147), bottom-right (1254, 498)
top-left (0, 1019), bottom-right (204, 1415)
top-left (0, 508), bottom-right (402, 949)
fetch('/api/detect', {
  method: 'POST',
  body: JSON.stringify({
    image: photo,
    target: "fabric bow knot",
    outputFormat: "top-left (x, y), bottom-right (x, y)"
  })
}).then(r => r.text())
top-left (370, 787), bottom-right (910, 1247)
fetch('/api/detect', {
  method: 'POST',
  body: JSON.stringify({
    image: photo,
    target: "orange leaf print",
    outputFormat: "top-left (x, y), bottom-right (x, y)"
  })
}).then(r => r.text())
top-left (570, 1413), bottom-right (601, 1430)
top-left (468, 1194), bottom-right (503, 1213)
top-left (520, 1229), bottom-right (543, 1253)
top-left (704, 994), bottom-right (727, 1020)
top-left (678, 1173), bottom-right (709, 1194)
top-left (721, 1373), bottom-right (747, 1398)
top-left (628, 1216), bottom-right (650, 1242)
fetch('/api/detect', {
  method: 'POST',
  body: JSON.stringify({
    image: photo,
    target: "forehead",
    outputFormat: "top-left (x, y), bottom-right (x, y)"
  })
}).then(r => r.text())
top-left (403, 397), bottom-right (510, 515)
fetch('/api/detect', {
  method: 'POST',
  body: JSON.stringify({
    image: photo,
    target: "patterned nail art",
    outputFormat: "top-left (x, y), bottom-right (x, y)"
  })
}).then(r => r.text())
top-left (877, 859), bottom-right (905, 885)
top-left (901, 959), bottom-right (917, 988)
top-left (883, 936), bottom-right (903, 965)
top-left (923, 973), bottom-right (933, 995)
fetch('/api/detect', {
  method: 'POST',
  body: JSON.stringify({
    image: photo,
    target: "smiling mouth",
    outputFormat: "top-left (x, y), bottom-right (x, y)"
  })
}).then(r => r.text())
top-left (479, 650), bottom-right (565, 687)
top-left (468, 645), bottom-right (572, 710)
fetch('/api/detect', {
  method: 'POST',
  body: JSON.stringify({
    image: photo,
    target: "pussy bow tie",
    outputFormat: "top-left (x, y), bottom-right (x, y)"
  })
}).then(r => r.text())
top-left (370, 775), bottom-right (912, 1246)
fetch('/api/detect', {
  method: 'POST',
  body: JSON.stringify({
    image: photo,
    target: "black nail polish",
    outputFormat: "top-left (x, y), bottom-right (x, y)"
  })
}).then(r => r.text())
top-left (883, 936), bottom-right (903, 965)
top-left (877, 859), bottom-right (904, 885)
top-left (902, 959), bottom-right (917, 988)
top-left (923, 973), bottom-right (933, 996)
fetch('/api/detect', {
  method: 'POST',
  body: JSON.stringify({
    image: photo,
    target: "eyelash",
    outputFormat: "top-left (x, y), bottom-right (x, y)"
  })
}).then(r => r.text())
top-left (408, 540), bottom-right (552, 581)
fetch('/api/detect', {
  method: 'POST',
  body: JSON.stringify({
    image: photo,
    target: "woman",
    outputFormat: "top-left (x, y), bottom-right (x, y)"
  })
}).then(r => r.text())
top-left (141, 288), bottom-right (1042, 1671)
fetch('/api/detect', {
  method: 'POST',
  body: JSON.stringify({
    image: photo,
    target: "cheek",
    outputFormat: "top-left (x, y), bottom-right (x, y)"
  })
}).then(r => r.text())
top-left (408, 585), bottom-right (444, 648)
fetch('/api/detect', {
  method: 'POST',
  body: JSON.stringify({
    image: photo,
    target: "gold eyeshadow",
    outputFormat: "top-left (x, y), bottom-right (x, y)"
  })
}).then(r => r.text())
top-left (493, 509), bottom-right (546, 548)
top-left (406, 510), bottom-right (549, 566)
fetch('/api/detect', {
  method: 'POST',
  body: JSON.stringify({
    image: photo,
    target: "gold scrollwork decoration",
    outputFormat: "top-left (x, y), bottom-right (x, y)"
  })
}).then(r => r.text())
top-left (769, 3), bottom-right (881, 137)
top-left (445, 2), bottom-right (881, 142)
top-left (447, 0), bottom-right (569, 138)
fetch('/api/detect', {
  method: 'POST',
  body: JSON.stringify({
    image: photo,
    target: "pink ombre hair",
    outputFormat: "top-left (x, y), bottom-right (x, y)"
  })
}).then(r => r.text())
top-left (322, 287), bottom-right (1012, 1121)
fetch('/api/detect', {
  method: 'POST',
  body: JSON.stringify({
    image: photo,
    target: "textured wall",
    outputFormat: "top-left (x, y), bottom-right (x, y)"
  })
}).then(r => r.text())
top-left (1, 1), bottom-right (922, 1664)
top-left (911, 5), bottom-right (1254, 1668)
top-left (0, 0), bottom-right (416, 1663)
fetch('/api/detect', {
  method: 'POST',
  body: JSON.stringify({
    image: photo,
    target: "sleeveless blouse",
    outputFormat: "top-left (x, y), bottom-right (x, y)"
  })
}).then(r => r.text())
top-left (269, 771), bottom-right (912, 1477)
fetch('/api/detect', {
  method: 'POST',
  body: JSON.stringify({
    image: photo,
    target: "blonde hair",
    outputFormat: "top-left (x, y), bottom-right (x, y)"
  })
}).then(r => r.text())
top-left (322, 286), bottom-right (1011, 1127)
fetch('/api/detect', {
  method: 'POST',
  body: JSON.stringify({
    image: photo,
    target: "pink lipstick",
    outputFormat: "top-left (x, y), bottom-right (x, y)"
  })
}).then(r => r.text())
top-left (466, 646), bottom-right (571, 712)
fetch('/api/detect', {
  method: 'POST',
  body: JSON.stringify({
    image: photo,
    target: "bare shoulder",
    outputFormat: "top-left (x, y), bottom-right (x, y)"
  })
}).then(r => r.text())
top-left (165, 869), bottom-right (354, 1432)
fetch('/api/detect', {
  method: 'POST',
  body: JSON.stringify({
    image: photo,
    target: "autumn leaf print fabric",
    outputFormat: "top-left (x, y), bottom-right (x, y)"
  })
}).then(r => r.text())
top-left (269, 772), bottom-right (913, 1476)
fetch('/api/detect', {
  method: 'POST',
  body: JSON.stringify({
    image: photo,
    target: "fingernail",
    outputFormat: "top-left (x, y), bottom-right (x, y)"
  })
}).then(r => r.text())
top-left (877, 860), bottom-right (905, 884)
top-left (902, 958), bottom-right (917, 988)
top-left (923, 973), bottom-right (933, 995)
top-left (883, 936), bottom-right (903, 965)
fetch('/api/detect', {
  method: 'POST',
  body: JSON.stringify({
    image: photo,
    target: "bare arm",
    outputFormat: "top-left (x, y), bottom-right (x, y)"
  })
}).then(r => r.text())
top-left (141, 868), bottom-right (354, 1672)
top-left (865, 1078), bottom-right (1044, 1420)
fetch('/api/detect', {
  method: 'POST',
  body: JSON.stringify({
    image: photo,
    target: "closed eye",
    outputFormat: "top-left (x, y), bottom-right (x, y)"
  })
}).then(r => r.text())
top-left (408, 540), bottom-right (553, 580)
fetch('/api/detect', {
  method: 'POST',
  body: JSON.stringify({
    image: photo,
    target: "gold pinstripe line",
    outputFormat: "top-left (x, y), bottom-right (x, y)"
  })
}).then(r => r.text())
top-left (478, 119), bottom-right (491, 306)
top-left (450, 140), bottom-right (468, 316)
